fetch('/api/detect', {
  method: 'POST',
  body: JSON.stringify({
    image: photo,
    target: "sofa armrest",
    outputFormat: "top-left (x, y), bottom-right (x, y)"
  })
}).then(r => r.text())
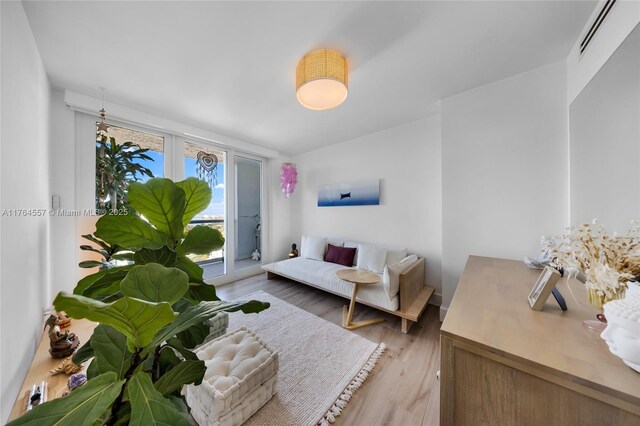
top-left (399, 257), bottom-right (425, 312)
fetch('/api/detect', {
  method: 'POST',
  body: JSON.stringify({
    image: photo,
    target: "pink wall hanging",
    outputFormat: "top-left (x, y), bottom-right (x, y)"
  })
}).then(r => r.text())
top-left (280, 163), bottom-right (298, 198)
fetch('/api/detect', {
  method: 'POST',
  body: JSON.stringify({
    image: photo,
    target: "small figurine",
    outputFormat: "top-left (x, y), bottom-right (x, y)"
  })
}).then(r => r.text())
top-left (26, 381), bottom-right (46, 411)
top-left (50, 357), bottom-right (82, 376)
top-left (251, 249), bottom-right (261, 261)
top-left (56, 312), bottom-right (72, 329)
top-left (44, 314), bottom-right (80, 358)
top-left (289, 243), bottom-right (299, 258)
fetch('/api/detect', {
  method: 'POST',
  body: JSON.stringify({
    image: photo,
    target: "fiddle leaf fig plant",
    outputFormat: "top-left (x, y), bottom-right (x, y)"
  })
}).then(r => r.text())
top-left (8, 178), bottom-right (269, 426)
top-left (76, 177), bottom-right (224, 301)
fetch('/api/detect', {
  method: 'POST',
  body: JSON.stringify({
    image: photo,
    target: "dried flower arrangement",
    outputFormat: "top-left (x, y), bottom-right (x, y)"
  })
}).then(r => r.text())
top-left (549, 220), bottom-right (640, 309)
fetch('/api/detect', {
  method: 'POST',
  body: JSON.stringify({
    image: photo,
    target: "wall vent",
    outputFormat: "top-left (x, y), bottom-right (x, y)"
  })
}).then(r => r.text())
top-left (580, 0), bottom-right (617, 55)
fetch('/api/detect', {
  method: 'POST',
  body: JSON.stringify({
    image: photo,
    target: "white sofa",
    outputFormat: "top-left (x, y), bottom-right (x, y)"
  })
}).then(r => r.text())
top-left (262, 237), bottom-right (434, 333)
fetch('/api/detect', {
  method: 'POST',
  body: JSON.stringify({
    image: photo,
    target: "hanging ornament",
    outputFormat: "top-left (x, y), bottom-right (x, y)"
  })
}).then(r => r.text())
top-left (280, 163), bottom-right (298, 198)
top-left (196, 151), bottom-right (219, 190)
top-left (97, 107), bottom-right (110, 134)
top-left (97, 101), bottom-right (109, 208)
top-left (97, 90), bottom-right (109, 135)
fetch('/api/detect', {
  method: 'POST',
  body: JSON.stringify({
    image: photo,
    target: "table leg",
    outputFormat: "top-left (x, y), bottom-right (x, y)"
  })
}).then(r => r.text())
top-left (342, 283), bottom-right (385, 329)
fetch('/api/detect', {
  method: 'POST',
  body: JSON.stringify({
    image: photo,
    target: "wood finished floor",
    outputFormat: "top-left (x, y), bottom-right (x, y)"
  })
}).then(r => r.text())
top-left (216, 273), bottom-right (442, 426)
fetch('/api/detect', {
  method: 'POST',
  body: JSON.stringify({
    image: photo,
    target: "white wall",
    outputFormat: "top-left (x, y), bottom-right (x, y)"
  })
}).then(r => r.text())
top-left (567, 0), bottom-right (640, 104)
top-left (0, 2), bottom-right (51, 422)
top-left (50, 90), bottom-right (77, 294)
top-left (267, 156), bottom-right (293, 262)
top-left (441, 61), bottom-right (569, 318)
top-left (570, 24), bottom-right (640, 232)
top-left (290, 117), bottom-right (443, 302)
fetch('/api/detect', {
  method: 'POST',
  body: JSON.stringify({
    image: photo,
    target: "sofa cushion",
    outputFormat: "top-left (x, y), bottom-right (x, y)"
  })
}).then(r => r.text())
top-left (324, 244), bottom-right (357, 267)
top-left (344, 241), bottom-right (359, 266)
top-left (357, 244), bottom-right (388, 274)
top-left (383, 255), bottom-right (419, 298)
top-left (272, 257), bottom-right (399, 311)
top-left (326, 238), bottom-right (344, 247)
top-left (386, 248), bottom-right (408, 266)
top-left (301, 235), bottom-right (326, 261)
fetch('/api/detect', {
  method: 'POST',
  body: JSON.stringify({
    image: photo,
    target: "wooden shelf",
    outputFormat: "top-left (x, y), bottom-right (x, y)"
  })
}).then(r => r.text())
top-left (9, 319), bottom-right (96, 422)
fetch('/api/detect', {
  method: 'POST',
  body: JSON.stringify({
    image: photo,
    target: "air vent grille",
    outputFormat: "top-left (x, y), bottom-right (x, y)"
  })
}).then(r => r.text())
top-left (580, 0), bottom-right (617, 55)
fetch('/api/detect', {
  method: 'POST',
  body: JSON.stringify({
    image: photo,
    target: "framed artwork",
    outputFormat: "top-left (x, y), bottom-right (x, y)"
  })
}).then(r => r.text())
top-left (528, 266), bottom-right (562, 311)
top-left (317, 180), bottom-right (380, 207)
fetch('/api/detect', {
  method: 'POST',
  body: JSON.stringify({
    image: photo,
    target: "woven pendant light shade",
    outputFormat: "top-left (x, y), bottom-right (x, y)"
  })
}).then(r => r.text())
top-left (296, 49), bottom-right (348, 110)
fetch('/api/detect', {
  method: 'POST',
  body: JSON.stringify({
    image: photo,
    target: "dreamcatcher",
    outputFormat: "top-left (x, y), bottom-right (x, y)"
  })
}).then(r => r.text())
top-left (196, 151), bottom-right (219, 190)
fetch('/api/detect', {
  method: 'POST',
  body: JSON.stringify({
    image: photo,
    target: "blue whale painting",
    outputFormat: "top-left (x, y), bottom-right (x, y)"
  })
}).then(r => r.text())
top-left (317, 180), bottom-right (380, 207)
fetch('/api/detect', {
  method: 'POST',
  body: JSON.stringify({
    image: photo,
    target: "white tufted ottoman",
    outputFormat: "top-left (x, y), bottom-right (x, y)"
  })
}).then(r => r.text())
top-left (186, 327), bottom-right (278, 426)
top-left (203, 312), bottom-right (229, 344)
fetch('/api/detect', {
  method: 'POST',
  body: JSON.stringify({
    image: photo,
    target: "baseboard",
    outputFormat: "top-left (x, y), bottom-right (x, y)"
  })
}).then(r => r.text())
top-left (207, 266), bottom-right (263, 287)
top-left (428, 292), bottom-right (442, 307)
top-left (439, 305), bottom-right (448, 322)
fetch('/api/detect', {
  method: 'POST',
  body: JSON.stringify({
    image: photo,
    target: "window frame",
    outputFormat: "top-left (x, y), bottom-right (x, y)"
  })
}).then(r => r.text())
top-left (78, 112), bottom-right (269, 285)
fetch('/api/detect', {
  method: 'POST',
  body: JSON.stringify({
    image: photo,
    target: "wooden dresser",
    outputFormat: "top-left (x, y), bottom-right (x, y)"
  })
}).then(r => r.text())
top-left (440, 256), bottom-right (640, 425)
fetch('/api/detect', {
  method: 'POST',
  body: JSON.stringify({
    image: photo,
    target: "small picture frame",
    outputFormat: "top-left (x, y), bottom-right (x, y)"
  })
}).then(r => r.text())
top-left (528, 266), bottom-right (562, 311)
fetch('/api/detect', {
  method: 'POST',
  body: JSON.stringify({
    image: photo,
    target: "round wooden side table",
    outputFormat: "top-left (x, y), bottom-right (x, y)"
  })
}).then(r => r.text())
top-left (336, 269), bottom-right (385, 329)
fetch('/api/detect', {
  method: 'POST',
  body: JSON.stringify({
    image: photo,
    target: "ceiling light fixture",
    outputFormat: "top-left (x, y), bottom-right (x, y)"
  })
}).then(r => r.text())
top-left (296, 49), bottom-right (348, 110)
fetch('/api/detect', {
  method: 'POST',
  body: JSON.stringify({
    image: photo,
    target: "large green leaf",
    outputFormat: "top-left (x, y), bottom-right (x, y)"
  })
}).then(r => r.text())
top-left (176, 178), bottom-right (212, 227)
top-left (128, 179), bottom-right (186, 243)
top-left (143, 299), bottom-right (269, 356)
top-left (6, 373), bottom-right (124, 426)
top-left (175, 255), bottom-right (205, 285)
top-left (176, 321), bottom-right (210, 349)
top-left (178, 226), bottom-right (225, 255)
top-left (165, 338), bottom-right (198, 361)
top-left (154, 360), bottom-right (206, 396)
top-left (157, 346), bottom-right (182, 376)
top-left (86, 358), bottom-right (100, 380)
top-left (95, 214), bottom-right (166, 251)
top-left (126, 373), bottom-right (192, 426)
top-left (73, 338), bottom-right (95, 365)
top-left (172, 299), bottom-right (211, 349)
top-left (168, 395), bottom-right (190, 418)
top-left (82, 233), bottom-right (111, 251)
top-left (80, 266), bottom-right (133, 300)
top-left (120, 264), bottom-right (189, 305)
top-left (54, 292), bottom-right (177, 351)
top-left (138, 345), bottom-right (181, 379)
top-left (132, 247), bottom-right (177, 266)
top-left (75, 265), bottom-right (131, 296)
top-left (186, 283), bottom-right (219, 302)
top-left (111, 251), bottom-right (134, 262)
top-left (78, 260), bottom-right (106, 269)
top-left (91, 325), bottom-right (134, 379)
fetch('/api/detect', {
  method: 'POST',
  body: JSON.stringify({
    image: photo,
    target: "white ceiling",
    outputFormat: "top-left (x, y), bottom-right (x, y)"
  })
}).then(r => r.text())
top-left (23, 1), bottom-right (596, 156)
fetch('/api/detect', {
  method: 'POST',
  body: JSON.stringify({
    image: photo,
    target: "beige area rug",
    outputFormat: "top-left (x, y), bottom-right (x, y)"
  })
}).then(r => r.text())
top-left (227, 291), bottom-right (386, 426)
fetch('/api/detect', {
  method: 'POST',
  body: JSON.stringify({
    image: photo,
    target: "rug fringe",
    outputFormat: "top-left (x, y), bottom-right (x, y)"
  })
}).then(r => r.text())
top-left (317, 342), bottom-right (387, 426)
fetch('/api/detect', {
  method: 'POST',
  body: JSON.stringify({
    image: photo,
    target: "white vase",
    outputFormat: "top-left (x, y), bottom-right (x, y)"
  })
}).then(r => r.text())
top-left (626, 281), bottom-right (640, 297)
top-left (601, 294), bottom-right (640, 373)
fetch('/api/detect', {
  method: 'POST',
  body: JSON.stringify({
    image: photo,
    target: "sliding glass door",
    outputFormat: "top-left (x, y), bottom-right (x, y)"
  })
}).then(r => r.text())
top-left (235, 156), bottom-right (262, 271)
top-left (87, 112), bottom-right (266, 283)
top-left (183, 141), bottom-right (227, 279)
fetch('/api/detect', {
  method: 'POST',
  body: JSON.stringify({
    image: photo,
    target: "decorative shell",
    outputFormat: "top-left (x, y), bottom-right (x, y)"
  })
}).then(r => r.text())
top-left (50, 357), bottom-right (82, 376)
